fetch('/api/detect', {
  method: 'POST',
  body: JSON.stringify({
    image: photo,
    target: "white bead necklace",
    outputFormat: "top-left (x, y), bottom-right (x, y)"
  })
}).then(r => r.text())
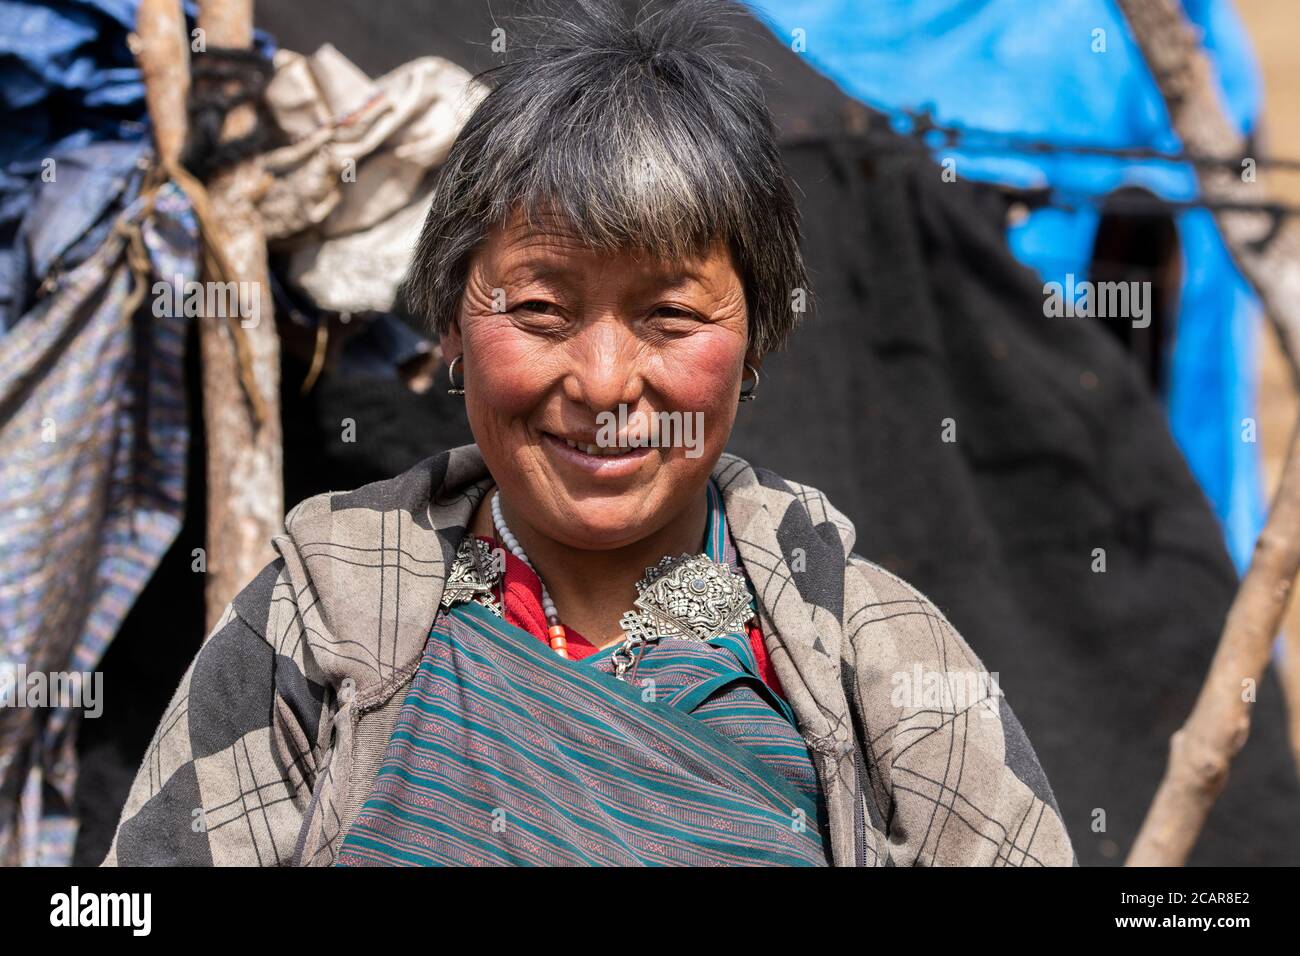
top-left (491, 490), bottom-right (570, 658)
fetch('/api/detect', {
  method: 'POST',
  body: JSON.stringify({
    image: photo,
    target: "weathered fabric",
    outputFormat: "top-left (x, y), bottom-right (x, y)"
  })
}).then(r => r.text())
top-left (259, 43), bottom-right (487, 313)
top-left (335, 479), bottom-right (826, 865)
top-left (104, 444), bottom-right (1075, 866)
top-left (0, 165), bottom-right (198, 866)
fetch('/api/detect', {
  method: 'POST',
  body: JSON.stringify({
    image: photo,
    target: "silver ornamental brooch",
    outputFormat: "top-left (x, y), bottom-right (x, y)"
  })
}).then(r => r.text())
top-left (618, 553), bottom-right (755, 646)
top-left (441, 536), bottom-right (504, 617)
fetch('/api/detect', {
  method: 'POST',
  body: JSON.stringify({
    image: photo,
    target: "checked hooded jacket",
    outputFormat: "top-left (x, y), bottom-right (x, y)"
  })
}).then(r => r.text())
top-left (104, 444), bottom-right (1075, 867)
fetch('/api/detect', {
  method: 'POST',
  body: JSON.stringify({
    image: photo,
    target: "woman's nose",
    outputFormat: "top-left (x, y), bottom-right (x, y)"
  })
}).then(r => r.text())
top-left (562, 320), bottom-right (644, 411)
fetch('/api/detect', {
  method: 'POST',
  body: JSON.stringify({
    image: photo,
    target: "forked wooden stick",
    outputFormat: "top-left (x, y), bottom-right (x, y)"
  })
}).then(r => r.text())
top-left (1116, 0), bottom-right (1300, 865)
top-left (135, 0), bottom-right (283, 632)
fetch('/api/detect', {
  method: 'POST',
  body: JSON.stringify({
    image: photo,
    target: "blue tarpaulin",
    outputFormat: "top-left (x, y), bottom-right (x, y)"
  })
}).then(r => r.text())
top-left (743, 0), bottom-right (1265, 571)
top-left (0, 0), bottom-right (274, 330)
top-left (0, 0), bottom-right (150, 165)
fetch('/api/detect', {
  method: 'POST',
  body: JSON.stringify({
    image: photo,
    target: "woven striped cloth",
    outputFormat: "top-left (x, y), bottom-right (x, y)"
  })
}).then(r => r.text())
top-left (0, 170), bottom-right (197, 866)
top-left (336, 480), bottom-right (829, 866)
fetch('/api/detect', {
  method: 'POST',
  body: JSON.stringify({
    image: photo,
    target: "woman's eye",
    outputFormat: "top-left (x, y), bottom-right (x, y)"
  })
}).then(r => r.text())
top-left (652, 306), bottom-right (698, 321)
top-left (515, 300), bottom-right (558, 315)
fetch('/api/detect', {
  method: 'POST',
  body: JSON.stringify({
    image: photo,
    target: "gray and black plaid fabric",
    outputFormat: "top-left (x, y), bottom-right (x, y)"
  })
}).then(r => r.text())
top-left (105, 444), bottom-right (1074, 866)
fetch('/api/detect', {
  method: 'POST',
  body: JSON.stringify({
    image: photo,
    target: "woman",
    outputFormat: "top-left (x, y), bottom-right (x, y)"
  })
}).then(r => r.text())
top-left (106, 0), bottom-right (1073, 866)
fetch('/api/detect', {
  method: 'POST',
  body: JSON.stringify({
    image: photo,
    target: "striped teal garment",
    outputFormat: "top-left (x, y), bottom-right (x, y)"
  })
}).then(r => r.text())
top-left (336, 481), bottom-right (829, 866)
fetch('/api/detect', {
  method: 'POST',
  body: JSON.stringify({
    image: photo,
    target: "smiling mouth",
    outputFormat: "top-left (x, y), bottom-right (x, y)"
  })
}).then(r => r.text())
top-left (557, 436), bottom-right (635, 457)
top-left (541, 431), bottom-right (654, 465)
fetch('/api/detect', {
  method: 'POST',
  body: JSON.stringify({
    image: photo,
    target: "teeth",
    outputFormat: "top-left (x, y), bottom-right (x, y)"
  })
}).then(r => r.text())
top-left (561, 437), bottom-right (627, 456)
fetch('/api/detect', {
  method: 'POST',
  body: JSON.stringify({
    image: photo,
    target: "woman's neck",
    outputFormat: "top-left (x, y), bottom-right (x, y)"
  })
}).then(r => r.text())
top-left (471, 485), bottom-right (710, 648)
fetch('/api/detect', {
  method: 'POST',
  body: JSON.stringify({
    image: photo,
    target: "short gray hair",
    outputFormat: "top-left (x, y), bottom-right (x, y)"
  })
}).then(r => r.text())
top-left (405, 0), bottom-right (809, 356)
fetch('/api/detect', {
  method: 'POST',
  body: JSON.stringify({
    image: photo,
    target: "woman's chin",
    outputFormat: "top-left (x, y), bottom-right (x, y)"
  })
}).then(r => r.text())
top-left (504, 445), bottom-right (708, 550)
top-left (545, 511), bottom-right (660, 552)
top-left (518, 489), bottom-right (671, 551)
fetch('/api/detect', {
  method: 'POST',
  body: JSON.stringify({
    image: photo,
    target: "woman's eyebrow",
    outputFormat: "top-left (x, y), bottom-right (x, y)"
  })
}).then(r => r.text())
top-left (495, 253), bottom-right (709, 292)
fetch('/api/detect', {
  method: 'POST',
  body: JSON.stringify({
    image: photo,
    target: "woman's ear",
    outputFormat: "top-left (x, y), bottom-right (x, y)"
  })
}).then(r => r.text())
top-left (439, 319), bottom-right (463, 365)
top-left (739, 349), bottom-right (763, 402)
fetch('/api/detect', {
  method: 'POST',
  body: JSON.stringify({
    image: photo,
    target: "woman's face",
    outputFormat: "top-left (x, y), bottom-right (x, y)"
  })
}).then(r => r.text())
top-left (442, 210), bottom-right (754, 551)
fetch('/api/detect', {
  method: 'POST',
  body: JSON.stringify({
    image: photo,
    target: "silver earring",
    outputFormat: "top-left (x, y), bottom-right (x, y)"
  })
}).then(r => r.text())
top-left (447, 355), bottom-right (465, 396)
top-left (738, 362), bottom-right (760, 403)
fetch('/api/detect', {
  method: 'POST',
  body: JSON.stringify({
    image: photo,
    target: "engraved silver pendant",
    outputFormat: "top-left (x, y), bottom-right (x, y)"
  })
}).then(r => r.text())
top-left (441, 536), bottom-right (504, 617)
top-left (629, 553), bottom-right (755, 643)
top-left (612, 553), bottom-right (755, 680)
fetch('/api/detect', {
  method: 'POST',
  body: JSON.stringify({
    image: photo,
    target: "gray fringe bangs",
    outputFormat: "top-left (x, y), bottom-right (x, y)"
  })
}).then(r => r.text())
top-left (405, 0), bottom-right (809, 356)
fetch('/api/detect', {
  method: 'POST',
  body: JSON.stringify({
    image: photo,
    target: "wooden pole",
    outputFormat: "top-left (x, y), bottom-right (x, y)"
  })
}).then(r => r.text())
top-left (1128, 422), bottom-right (1300, 864)
top-left (1116, 0), bottom-right (1300, 864)
top-left (193, 0), bottom-right (283, 631)
top-left (133, 0), bottom-right (189, 168)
